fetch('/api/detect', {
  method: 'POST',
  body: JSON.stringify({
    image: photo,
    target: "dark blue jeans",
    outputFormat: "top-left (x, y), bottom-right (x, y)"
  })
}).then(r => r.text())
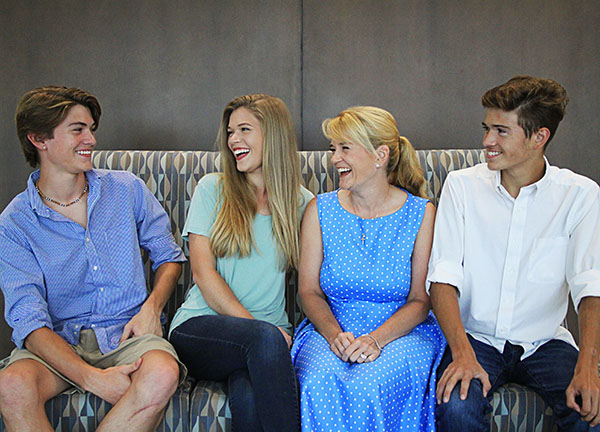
top-left (436, 335), bottom-right (598, 432)
top-left (170, 315), bottom-right (300, 432)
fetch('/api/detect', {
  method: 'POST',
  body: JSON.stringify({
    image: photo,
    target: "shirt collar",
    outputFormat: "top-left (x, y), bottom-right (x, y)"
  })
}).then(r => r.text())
top-left (492, 156), bottom-right (552, 195)
top-left (27, 169), bottom-right (101, 217)
top-left (26, 170), bottom-right (47, 216)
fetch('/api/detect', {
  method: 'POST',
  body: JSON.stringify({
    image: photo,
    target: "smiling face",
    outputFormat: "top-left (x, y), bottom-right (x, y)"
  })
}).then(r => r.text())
top-left (482, 108), bottom-right (544, 178)
top-left (330, 140), bottom-right (378, 191)
top-left (38, 104), bottom-right (96, 175)
top-left (227, 107), bottom-right (264, 177)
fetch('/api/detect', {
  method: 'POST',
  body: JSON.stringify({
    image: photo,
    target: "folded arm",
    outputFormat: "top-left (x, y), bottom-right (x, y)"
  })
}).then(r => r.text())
top-left (25, 327), bottom-right (141, 404)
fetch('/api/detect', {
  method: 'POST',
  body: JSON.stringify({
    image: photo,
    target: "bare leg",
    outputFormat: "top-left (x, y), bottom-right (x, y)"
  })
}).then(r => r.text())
top-left (96, 350), bottom-right (179, 432)
top-left (0, 359), bottom-right (71, 432)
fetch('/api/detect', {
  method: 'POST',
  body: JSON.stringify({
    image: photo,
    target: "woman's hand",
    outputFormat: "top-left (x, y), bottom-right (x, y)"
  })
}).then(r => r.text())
top-left (329, 332), bottom-right (355, 360)
top-left (343, 334), bottom-right (382, 363)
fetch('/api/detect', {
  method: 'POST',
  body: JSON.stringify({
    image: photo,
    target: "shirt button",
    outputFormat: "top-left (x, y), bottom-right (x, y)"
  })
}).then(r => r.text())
top-left (100, 287), bottom-right (104, 292)
top-left (86, 237), bottom-right (90, 242)
top-left (91, 324), bottom-right (96, 328)
top-left (93, 265), bottom-right (98, 271)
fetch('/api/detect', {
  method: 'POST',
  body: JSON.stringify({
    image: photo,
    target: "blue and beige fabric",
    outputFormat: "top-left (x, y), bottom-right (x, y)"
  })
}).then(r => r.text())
top-left (1, 148), bottom-right (589, 431)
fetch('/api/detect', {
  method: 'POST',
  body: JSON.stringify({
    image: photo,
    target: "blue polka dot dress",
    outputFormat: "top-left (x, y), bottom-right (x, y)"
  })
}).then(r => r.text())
top-left (291, 190), bottom-right (446, 432)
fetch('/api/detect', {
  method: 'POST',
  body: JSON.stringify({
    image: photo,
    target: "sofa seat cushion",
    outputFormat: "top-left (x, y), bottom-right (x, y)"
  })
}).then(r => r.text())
top-left (189, 380), bottom-right (231, 432)
top-left (492, 383), bottom-right (556, 432)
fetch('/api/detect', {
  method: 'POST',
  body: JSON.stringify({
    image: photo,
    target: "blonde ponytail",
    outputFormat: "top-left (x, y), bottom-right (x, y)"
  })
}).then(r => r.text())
top-left (387, 136), bottom-right (428, 198)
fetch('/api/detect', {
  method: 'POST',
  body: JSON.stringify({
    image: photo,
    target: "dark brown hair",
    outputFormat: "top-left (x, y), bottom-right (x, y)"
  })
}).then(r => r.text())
top-left (15, 86), bottom-right (101, 167)
top-left (482, 75), bottom-right (568, 146)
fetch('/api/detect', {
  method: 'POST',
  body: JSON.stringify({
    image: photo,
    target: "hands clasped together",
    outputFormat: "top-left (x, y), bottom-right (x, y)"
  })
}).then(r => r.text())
top-left (329, 332), bottom-right (382, 363)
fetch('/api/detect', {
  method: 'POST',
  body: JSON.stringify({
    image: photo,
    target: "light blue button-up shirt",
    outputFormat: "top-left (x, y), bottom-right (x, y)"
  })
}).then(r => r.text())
top-left (0, 169), bottom-right (186, 353)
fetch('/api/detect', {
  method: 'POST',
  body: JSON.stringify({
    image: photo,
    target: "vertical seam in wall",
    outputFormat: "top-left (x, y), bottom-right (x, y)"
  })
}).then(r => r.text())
top-left (300, 0), bottom-right (304, 149)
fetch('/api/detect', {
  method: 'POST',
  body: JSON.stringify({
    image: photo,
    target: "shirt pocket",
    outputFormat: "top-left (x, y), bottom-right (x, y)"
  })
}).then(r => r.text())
top-left (527, 237), bottom-right (568, 284)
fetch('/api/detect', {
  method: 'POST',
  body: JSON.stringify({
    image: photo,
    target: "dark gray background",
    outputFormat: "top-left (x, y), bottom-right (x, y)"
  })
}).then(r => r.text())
top-left (1, 1), bottom-right (598, 357)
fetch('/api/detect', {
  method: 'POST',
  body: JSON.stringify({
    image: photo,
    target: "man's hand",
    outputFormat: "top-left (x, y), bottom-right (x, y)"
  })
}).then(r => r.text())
top-left (84, 358), bottom-right (142, 404)
top-left (437, 354), bottom-right (491, 404)
top-left (566, 364), bottom-right (600, 426)
top-left (120, 303), bottom-right (162, 343)
top-left (329, 332), bottom-right (355, 361)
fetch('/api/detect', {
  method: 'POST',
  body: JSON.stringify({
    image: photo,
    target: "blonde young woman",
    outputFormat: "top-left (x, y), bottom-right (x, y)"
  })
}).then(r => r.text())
top-left (291, 106), bottom-right (446, 431)
top-left (169, 94), bottom-right (312, 432)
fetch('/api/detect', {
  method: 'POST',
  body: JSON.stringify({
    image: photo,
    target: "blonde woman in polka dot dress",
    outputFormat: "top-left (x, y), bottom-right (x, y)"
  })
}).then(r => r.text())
top-left (291, 106), bottom-right (446, 431)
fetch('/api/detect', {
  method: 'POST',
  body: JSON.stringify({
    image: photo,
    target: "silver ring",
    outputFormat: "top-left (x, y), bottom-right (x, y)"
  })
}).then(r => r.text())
top-left (360, 353), bottom-right (367, 360)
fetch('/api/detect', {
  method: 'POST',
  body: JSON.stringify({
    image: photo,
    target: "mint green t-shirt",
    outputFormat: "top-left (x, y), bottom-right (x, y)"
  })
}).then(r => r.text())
top-left (169, 173), bottom-right (313, 335)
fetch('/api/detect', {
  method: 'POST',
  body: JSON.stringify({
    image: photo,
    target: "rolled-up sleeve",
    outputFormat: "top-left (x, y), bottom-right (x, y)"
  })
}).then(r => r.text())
top-left (566, 184), bottom-right (600, 310)
top-left (427, 172), bottom-right (466, 295)
top-left (0, 226), bottom-right (53, 348)
top-left (133, 176), bottom-right (186, 272)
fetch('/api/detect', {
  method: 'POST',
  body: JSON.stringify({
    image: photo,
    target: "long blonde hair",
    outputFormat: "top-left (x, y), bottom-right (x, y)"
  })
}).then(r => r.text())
top-left (210, 94), bottom-right (302, 271)
top-left (322, 106), bottom-right (428, 198)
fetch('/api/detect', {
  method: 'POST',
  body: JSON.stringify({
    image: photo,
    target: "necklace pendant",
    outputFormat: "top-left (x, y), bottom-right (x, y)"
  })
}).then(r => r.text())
top-left (361, 232), bottom-right (365, 245)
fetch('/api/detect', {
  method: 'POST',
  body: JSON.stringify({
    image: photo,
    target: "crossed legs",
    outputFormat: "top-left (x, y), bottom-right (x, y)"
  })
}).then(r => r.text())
top-left (0, 349), bottom-right (179, 432)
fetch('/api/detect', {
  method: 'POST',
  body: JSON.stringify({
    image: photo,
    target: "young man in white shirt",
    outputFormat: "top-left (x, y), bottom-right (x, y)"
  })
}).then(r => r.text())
top-left (428, 75), bottom-right (600, 431)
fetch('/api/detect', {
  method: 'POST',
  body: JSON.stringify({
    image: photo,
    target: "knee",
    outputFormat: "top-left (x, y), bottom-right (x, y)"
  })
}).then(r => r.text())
top-left (0, 365), bottom-right (39, 408)
top-left (248, 321), bottom-right (288, 358)
top-left (135, 355), bottom-right (180, 406)
top-left (436, 384), bottom-right (490, 430)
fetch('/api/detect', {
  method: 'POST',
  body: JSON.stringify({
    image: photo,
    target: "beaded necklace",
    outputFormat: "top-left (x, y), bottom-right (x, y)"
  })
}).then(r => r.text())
top-left (36, 180), bottom-right (89, 207)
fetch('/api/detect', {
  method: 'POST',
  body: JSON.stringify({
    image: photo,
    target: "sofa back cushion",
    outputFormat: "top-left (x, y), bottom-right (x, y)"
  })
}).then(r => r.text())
top-left (92, 149), bottom-right (485, 325)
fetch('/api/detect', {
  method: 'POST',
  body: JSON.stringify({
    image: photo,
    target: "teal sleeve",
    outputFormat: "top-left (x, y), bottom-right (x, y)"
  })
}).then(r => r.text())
top-left (181, 173), bottom-right (221, 240)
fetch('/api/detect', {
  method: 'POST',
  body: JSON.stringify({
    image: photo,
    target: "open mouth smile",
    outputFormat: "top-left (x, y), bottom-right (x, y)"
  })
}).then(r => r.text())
top-left (233, 148), bottom-right (250, 160)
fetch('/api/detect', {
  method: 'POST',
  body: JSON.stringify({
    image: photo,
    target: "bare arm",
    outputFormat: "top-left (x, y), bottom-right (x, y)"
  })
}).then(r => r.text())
top-left (430, 282), bottom-right (491, 403)
top-left (188, 231), bottom-right (292, 347)
top-left (188, 233), bottom-right (254, 319)
top-left (298, 198), bottom-right (351, 357)
top-left (121, 261), bottom-right (182, 341)
top-left (566, 296), bottom-right (600, 426)
top-left (344, 203), bottom-right (436, 363)
top-left (25, 327), bottom-right (141, 404)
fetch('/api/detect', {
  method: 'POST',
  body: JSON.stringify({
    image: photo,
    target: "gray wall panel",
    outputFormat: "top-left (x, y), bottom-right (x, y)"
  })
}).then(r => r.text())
top-left (302, 0), bottom-right (600, 186)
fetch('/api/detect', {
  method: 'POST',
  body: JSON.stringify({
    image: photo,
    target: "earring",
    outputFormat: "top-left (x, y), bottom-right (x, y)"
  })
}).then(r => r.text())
top-left (375, 163), bottom-right (381, 168)
top-left (42, 146), bottom-right (47, 150)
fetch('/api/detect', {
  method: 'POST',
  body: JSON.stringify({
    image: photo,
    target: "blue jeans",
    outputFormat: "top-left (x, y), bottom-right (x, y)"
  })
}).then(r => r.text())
top-left (436, 335), bottom-right (598, 432)
top-left (170, 315), bottom-right (299, 432)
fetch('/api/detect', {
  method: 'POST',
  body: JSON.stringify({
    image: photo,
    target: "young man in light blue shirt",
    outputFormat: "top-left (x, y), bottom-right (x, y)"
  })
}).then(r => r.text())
top-left (0, 86), bottom-right (187, 432)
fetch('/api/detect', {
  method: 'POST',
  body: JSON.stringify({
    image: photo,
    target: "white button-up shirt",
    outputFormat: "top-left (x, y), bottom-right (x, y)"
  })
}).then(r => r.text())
top-left (427, 159), bottom-right (600, 359)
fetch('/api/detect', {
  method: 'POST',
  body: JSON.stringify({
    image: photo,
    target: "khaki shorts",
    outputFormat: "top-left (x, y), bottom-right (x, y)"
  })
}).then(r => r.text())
top-left (7, 329), bottom-right (187, 392)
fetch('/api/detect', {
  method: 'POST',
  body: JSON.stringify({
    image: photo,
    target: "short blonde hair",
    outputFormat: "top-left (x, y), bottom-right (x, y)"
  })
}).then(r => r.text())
top-left (322, 106), bottom-right (428, 198)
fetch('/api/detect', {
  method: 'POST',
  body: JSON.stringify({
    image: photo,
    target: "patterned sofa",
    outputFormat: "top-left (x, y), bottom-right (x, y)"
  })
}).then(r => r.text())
top-left (0, 148), bottom-right (579, 431)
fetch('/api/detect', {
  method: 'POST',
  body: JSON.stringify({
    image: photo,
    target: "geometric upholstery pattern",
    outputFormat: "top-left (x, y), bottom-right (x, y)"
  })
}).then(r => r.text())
top-left (0, 148), bottom-right (569, 431)
top-left (492, 385), bottom-right (557, 432)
